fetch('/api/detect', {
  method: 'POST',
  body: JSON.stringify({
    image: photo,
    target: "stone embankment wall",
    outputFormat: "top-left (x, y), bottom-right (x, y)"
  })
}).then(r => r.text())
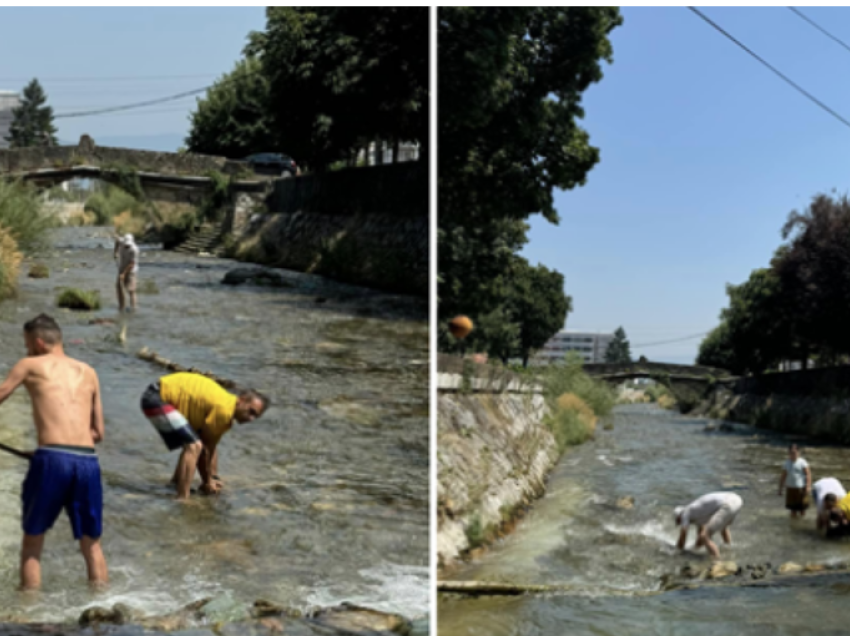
top-left (693, 366), bottom-right (850, 444)
top-left (437, 355), bottom-right (558, 568)
top-left (230, 162), bottom-right (428, 296)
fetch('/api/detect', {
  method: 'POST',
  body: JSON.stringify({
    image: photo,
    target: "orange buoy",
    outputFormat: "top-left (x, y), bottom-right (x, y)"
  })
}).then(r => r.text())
top-left (448, 315), bottom-right (474, 340)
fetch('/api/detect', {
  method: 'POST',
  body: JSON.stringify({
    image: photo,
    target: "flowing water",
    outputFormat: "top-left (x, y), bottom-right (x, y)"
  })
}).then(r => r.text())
top-left (439, 404), bottom-right (850, 635)
top-left (0, 228), bottom-right (429, 623)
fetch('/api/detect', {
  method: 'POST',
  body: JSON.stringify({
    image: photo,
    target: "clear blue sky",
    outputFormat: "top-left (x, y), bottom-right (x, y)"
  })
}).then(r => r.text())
top-left (521, 6), bottom-right (850, 364)
top-left (0, 7), bottom-right (266, 149)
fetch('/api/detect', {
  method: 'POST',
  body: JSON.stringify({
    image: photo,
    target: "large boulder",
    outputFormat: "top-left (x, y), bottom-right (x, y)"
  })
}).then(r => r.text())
top-left (311, 603), bottom-right (412, 635)
top-left (222, 267), bottom-right (293, 288)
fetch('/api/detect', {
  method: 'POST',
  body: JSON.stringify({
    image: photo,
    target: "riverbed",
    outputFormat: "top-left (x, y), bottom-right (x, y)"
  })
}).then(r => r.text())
top-left (439, 404), bottom-right (850, 635)
top-left (0, 227), bottom-right (429, 623)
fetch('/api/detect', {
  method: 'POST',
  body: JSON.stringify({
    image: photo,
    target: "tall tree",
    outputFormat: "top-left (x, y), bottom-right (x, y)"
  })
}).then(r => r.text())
top-left (438, 8), bottom-right (622, 355)
top-left (247, 7), bottom-right (429, 170)
top-left (6, 79), bottom-right (58, 148)
top-left (186, 58), bottom-right (272, 158)
top-left (604, 327), bottom-right (632, 364)
top-left (510, 260), bottom-right (572, 367)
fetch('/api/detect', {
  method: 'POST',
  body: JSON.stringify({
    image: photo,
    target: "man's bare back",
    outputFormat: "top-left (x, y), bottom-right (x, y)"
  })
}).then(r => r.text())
top-left (19, 354), bottom-right (103, 448)
top-left (0, 314), bottom-right (107, 589)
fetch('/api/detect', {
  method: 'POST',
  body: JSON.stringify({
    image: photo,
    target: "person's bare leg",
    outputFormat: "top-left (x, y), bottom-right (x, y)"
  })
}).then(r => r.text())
top-left (79, 536), bottom-right (108, 587)
top-left (701, 530), bottom-right (720, 559)
top-left (721, 527), bottom-right (732, 545)
top-left (129, 291), bottom-right (137, 311)
top-left (20, 534), bottom-right (45, 590)
top-left (116, 279), bottom-right (125, 312)
top-left (175, 441), bottom-right (202, 499)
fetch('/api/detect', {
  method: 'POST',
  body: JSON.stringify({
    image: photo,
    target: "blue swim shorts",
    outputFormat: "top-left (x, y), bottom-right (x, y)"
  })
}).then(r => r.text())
top-left (21, 446), bottom-right (103, 540)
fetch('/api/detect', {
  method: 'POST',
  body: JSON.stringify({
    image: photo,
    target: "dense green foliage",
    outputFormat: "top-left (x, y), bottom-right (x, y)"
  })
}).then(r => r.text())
top-left (605, 326), bottom-right (632, 363)
top-left (541, 352), bottom-right (616, 418)
top-left (187, 8), bottom-right (428, 170)
top-left (699, 193), bottom-right (850, 374)
top-left (185, 58), bottom-right (272, 158)
top-left (0, 180), bottom-right (56, 252)
top-left (438, 8), bottom-right (622, 360)
top-left (57, 289), bottom-right (101, 311)
top-left (5, 79), bottom-right (58, 148)
top-left (84, 185), bottom-right (145, 225)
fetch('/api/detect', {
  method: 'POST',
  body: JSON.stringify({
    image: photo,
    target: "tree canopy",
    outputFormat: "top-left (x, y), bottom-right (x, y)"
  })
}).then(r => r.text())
top-left (605, 327), bottom-right (632, 364)
top-left (185, 58), bottom-right (271, 158)
top-left (187, 8), bottom-right (429, 169)
top-left (438, 7), bottom-right (622, 359)
top-left (699, 193), bottom-right (850, 374)
top-left (5, 79), bottom-right (57, 148)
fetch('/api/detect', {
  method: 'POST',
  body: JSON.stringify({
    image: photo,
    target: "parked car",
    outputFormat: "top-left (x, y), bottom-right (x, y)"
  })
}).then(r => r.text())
top-left (243, 153), bottom-right (299, 177)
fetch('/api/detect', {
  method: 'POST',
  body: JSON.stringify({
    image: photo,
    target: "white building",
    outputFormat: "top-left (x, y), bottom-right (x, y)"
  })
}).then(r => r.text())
top-left (534, 331), bottom-right (616, 365)
top-left (0, 91), bottom-right (20, 149)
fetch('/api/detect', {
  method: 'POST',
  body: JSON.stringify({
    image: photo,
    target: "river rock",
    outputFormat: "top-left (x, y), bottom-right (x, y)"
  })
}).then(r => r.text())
top-left (804, 563), bottom-right (826, 573)
top-left (198, 594), bottom-right (252, 624)
top-left (79, 603), bottom-right (135, 626)
top-left (615, 496), bottom-right (635, 510)
top-left (707, 561), bottom-right (739, 579)
top-left (778, 561), bottom-right (804, 574)
top-left (222, 268), bottom-right (293, 288)
top-left (311, 604), bottom-right (412, 635)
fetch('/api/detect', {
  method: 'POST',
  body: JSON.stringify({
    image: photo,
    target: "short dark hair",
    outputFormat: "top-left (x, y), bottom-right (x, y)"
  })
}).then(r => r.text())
top-left (24, 314), bottom-right (62, 345)
top-left (241, 389), bottom-right (270, 414)
top-left (825, 493), bottom-right (838, 505)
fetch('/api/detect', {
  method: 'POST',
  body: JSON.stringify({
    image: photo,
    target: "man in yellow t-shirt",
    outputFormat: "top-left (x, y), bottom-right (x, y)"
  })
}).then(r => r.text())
top-left (820, 492), bottom-right (850, 538)
top-left (139, 372), bottom-right (270, 499)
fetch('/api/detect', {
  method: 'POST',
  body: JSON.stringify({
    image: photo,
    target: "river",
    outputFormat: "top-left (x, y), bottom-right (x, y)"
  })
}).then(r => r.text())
top-left (0, 227), bottom-right (429, 625)
top-left (439, 404), bottom-right (850, 635)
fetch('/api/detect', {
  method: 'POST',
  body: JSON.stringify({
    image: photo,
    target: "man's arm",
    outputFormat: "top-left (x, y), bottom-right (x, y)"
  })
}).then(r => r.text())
top-left (90, 370), bottom-right (104, 444)
top-left (805, 466), bottom-right (812, 492)
top-left (779, 469), bottom-right (787, 495)
top-left (0, 360), bottom-right (29, 406)
top-left (676, 527), bottom-right (688, 550)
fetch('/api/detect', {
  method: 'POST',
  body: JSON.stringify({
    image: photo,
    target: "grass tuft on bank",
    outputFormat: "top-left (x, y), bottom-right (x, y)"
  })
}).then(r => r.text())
top-left (57, 288), bottom-right (101, 311)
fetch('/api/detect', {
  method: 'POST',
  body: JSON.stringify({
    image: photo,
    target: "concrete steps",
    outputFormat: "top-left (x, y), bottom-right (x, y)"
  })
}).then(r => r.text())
top-left (173, 222), bottom-right (223, 255)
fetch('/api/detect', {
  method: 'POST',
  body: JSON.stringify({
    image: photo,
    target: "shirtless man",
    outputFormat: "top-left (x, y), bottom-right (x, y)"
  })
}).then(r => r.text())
top-left (674, 492), bottom-right (743, 559)
top-left (0, 314), bottom-right (107, 590)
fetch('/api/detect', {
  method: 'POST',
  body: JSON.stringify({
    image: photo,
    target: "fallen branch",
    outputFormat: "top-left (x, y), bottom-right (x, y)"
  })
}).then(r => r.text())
top-left (437, 581), bottom-right (658, 597)
top-left (136, 347), bottom-right (238, 390)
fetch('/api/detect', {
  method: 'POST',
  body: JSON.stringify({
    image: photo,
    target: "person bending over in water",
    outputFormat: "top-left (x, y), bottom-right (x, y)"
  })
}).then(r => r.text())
top-left (813, 478), bottom-right (847, 535)
top-left (0, 314), bottom-right (107, 590)
top-left (779, 444), bottom-right (811, 519)
top-left (819, 493), bottom-right (850, 538)
top-left (674, 492), bottom-right (743, 559)
top-left (140, 372), bottom-right (269, 499)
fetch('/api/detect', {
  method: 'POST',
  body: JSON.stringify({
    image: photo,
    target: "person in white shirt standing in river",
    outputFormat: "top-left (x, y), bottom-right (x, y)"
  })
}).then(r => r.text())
top-left (779, 444), bottom-right (812, 519)
top-left (113, 233), bottom-right (139, 313)
top-left (674, 492), bottom-right (743, 559)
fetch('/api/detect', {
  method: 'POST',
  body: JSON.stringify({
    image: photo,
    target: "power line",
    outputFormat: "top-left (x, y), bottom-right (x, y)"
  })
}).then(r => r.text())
top-left (688, 6), bottom-right (850, 131)
top-left (54, 86), bottom-right (210, 119)
top-left (0, 74), bottom-right (217, 83)
top-left (632, 332), bottom-right (710, 349)
top-left (788, 7), bottom-right (850, 55)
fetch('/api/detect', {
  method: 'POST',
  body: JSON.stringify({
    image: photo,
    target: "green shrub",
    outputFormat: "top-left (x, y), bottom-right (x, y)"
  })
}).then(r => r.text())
top-left (28, 263), bottom-right (50, 279)
top-left (546, 408), bottom-right (594, 453)
top-left (540, 352), bottom-right (616, 418)
top-left (57, 289), bottom-right (101, 311)
top-left (465, 514), bottom-right (485, 550)
top-left (0, 180), bottom-right (57, 253)
top-left (84, 185), bottom-right (145, 225)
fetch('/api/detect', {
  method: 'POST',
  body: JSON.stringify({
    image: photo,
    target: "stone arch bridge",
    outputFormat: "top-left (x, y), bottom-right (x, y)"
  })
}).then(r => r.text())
top-left (582, 361), bottom-right (733, 395)
top-left (0, 136), bottom-right (272, 237)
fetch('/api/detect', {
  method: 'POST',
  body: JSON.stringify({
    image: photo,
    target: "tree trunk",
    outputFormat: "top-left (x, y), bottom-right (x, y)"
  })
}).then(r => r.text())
top-left (375, 140), bottom-right (384, 165)
top-left (392, 140), bottom-right (400, 163)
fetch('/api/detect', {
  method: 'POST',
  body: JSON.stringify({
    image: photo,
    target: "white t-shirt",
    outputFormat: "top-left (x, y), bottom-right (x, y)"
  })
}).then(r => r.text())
top-left (676, 492), bottom-right (743, 529)
top-left (783, 457), bottom-right (809, 489)
top-left (813, 478), bottom-right (846, 514)
top-left (117, 242), bottom-right (139, 274)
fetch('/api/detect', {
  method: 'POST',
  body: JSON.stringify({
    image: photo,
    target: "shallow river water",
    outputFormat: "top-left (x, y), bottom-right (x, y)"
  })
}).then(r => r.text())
top-left (439, 404), bottom-right (850, 635)
top-left (0, 228), bottom-right (429, 623)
